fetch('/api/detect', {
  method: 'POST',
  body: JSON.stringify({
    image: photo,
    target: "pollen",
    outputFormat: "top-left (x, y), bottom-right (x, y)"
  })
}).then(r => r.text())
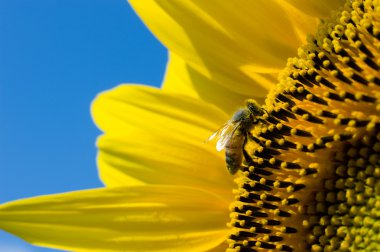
top-left (227, 1), bottom-right (380, 251)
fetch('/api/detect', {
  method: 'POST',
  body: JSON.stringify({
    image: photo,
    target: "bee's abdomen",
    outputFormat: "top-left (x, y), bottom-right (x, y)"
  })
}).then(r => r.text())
top-left (225, 154), bottom-right (242, 175)
top-left (225, 134), bottom-right (244, 174)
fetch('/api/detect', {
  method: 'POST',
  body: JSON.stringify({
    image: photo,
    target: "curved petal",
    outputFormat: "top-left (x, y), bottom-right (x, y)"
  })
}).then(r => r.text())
top-left (91, 84), bottom-right (229, 138)
top-left (163, 53), bottom-right (271, 114)
top-left (0, 186), bottom-right (230, 252)
top-left (92, 84), bottom-right (234, 194)
top-left (128, 0), bottom-right (325, 99)
top-left (284, 0), bottom-right (346, 18)
top-left (207, 243), bottom-right (227, 252)
top-left (97, 129), bottom-right (235, 198)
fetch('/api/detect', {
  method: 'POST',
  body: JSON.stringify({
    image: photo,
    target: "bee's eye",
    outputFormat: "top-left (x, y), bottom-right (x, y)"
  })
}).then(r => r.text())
top-left (247, 104), bottom-right (259, 115)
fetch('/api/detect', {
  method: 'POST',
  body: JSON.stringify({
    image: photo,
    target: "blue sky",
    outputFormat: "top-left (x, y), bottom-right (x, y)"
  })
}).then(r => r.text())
top-left (0, 1), bottom-right (167, 251)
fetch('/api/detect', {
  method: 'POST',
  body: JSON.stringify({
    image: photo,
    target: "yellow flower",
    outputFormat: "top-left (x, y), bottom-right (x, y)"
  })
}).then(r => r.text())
top-left (130, 0), bottom-right (343, 114)
top-left (1, 0), bottom-right (380, 252)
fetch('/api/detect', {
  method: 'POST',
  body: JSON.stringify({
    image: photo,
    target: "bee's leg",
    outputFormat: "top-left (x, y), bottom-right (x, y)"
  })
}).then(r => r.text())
top-left (258, 108), bottom-right (271, 124)
top-left (258, 117), bottom-right (268, 124)
top-left (242, 132), bottom-right (255, 166)
top-left (242, 147), bottom-right (254, 167)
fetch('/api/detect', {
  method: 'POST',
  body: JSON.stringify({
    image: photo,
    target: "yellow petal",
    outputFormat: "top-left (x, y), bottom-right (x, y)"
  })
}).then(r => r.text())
top-left (92, 84), bottom-right (234, 192)
top-left (284, 0), bottom-right (346, 17)
top-left (0, 186), bottom-right (230, 252)
top-left (207, 243), bottom-right (227, 252)
top-left (163, 53), bottom-right (271, 114)
top-left (91, 84), bottom-right (228, 138)
top-left (97, 129), bottom-right (234, 198)
top-left (129, 1), bottom-right (327, 99)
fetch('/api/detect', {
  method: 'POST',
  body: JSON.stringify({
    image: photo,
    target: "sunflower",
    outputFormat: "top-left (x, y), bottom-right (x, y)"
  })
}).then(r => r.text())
top-left (1, 0), bottom-right (379, 252)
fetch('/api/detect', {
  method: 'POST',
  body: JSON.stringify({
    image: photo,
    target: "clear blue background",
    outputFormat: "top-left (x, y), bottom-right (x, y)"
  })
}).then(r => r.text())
top-left (0, 1), bottom-right (167, 251)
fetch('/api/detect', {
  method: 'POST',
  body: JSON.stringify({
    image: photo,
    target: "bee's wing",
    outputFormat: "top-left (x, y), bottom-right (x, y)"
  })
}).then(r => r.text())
top-left (207, 120), bottom-right (233, 147)
top-left (215, 122), bottom-right (240, 151)
top-left (207, 129), bottom-right (221, 142)
top-left (207, 119), bottom-right (232, 142)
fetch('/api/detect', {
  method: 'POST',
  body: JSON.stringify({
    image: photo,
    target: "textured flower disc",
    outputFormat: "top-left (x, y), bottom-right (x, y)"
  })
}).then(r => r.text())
top-left (228, 1), bottom-right (380, 251)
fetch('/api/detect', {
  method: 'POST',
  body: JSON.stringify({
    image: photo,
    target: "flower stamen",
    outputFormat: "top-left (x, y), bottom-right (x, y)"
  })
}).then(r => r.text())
top-left (228, 1), bottom-right (380, 251)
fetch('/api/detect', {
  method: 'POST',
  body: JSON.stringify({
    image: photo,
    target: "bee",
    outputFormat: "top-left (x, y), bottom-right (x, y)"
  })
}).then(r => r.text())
top-left (208, 99), bottom-right (265, 174)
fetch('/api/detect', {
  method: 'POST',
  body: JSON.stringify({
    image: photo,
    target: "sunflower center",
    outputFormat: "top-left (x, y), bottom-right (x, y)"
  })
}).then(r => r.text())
top-left (227, 1), bottom-right (380, 251)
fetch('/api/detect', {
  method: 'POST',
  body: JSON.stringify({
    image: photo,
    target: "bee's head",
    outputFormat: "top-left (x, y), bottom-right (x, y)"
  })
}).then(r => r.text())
top-left (245, 99), bottom-right (264, 116)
